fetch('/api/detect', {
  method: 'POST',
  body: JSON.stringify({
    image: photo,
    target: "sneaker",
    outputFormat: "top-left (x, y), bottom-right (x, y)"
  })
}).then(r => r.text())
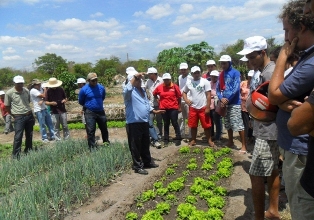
top-left (51, 136), bottom-right (61, 141)
top-left (144, 163), bottom-right (159, 169)
top-left (163, 140), bottom-right (169, 147)
top-left (135, 168), bottom-right (148, 175)
top-left (43, 139), bottom-right (49, 143)
top-left (175, 139), bottom-right (181, 146)
top-left (153, 141), bottom-right (161, 148)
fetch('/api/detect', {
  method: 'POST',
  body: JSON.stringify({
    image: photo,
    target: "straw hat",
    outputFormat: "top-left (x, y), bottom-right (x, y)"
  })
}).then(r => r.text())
top-left (44, 78), bottom-right (63, 88)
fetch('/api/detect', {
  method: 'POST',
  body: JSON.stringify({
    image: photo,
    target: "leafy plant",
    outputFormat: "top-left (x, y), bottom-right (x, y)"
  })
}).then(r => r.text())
top-left (156, 188), bottom-right (168, 196)
top-left (209, 174), bottom-right (220, 182)
top-left (186, 163), bottom-right (197, 170)
top-left (192, 148), bottom-right (201, 154)
top-left (207, 208), bottom-right (224, 220)
top-left (190, 184), bottom-right (203, 195)
top-left (207, 196), bottom-right (225, 209)
top-left (179, 146), bottom-right (190, 154)
top-left (203, 148), bottom-right (214, 155)
top-left (199, 190), bottom-right (214, 200)
top-left (214, 186), bottom-right (227, 196)
top-left (217, 167), bottom-right (232, 178)
top-left (153, 181), bottom-right (163, 189)
top-left (140, 190), bottom-right (156, 202)
top-left (185, 195), bottom-right (198, 205)
top-left (201, 163), bottom-right (213, 171)
top-left (155, 202), bottom-right (171, 215)
top-left (166, 194), bottom-right (178, 204)
top-left (126, 212), bottom-right (138, 220)
top-left (182, 170), bottom-right (190, 176)
top-left (171, 163), bottom-right (178, 168)
top-left (177, 203), bottom-right (196, 219)
top-left (189, 158), bottom-right (197, 163)
top-left (167, 180), bottom-right (184, 192)
top-left (141, 210), bottom-right (163, 220)
top-left (165, 168), bottom-right (175, 175)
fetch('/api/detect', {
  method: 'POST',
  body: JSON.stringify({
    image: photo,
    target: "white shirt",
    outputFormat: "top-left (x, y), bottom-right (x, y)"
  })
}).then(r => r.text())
top-left (145, 76), bottom-right (163, 107)
top-left (183, 77), bottom-right (211, 109)
top-left (178, 74), bottom-right (193, 103)
top-left (250, 70), bottom-right (262, 92)
top-left (30, 88), bottom-right (46, 112)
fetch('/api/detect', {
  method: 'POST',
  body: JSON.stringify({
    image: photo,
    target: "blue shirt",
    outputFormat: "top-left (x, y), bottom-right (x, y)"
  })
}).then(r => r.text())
top-left (216, 64), bottom-right (241, 105)
top-left (277, 45), bottom-right (314, 155)
top-left (78, 84), bottom-right (106, 112)
top-left (123, 82), bottom-right (152, 124)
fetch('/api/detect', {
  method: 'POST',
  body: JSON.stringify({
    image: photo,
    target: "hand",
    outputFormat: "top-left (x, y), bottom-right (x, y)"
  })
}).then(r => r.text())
top-left (185, 99), bottom-right (192, 106)
top-left (221, 98), bottom-right (229, 105)
top-left (61, 99), bottom-right (67, 104)
top-left (51, 101), bottom-right (57, 106)
top-left (153, 109), bottom-right (166, 114)
top-left (278, 99), bottom-right (302, 112)
top-left (205, 107), bottom-right (210, 115)
top-left (280, 37), bottom-right (298, 59)
top-left (178, 107), bottom-right (182, 113)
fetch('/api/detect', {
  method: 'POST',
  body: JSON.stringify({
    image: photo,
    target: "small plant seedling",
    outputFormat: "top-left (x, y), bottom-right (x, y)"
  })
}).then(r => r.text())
top-left (156, 202), bottom-right (171, 214)
top-left (185, 195), bottom-right (198, 204)
top-left (179, 146), bottom-right (190, 154)
top-left (153, 181), bottom-right (163, 189)
top-left (186, 163), bottom-right (197, 170)
top-left (165, 168), bottom-right (176, 175)
top-left (192, 148), bottom-right (201, 154)
top-left (126, 212), bottom-right (138, 220)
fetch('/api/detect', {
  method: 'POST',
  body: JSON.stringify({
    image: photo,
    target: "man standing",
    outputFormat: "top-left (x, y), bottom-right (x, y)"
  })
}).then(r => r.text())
top-left (123, 70), bottom-right (164, 175)
top-left (182, 66), bottom-right (215, 148)
top-left (45, 77), bottom-right (70, 140)
top-left (30, 79), bottom-right (56, 143)
top-left (269, 1), bottom-right (314, 219)
top-left (177, 62), bottom-right (192, 141)
top-left (216, 55), bottom-right (247, 152)
top-left (0, 91), bottom-right (13, 134)
top-left (145, 67), bottom-right (163, 147)
top-left (5, 75), bottom-right (35, 159)
top-left (238, 36), bottom-right (280, 220)
top-left (79, 73), bottom-right (109, 149)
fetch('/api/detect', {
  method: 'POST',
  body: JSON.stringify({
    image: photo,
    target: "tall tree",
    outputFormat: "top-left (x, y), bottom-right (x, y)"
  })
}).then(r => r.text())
top-left (74, 62), bottom-right (94, 77)
top-left (156, 47), bottom-right (186, 74)
top-left (33, 53), bottom-right (67, 75)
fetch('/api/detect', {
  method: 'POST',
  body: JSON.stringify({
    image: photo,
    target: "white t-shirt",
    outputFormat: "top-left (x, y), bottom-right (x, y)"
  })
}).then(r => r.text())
top-left (183, 77), bottom-right (211, 109)
top-left (178, 74), bottom-right (193, 103)
top-left (145, 76), bottom-right (163, 107)
top-left (250, 70), bottom-right (262, 92)
top-left (30, 88), bottom-right (46, 112)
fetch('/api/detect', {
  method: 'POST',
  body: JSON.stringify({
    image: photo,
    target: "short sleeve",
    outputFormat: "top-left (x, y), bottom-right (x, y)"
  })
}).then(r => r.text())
top-left (204, 79), bottom-right (211, 92)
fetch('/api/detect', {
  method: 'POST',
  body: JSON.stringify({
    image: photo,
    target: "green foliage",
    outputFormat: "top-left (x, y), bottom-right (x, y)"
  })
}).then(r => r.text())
top-left (156, 47), bottom-right (186, 75)
top-left (55, 71), bottom-right (77, 101)
top-left (209, 174), bottom-right (220, 182)
top-left (165, 194), bottom-right (178, 204)
top-left (185, 41), bottom-right (215, 70)
top-left (141, 210), bottom-right (163, 220)
top-left (126, 212), bottom-right (138, 220)
top-left (182, 170), bottom-right (190, 177)
top-left (199, 190), bottom-right (214, 200)
top-left (186, 163), bottom-right (197, 170)
top-left (153, 181), bottom-right (163, 189)
top-left (207, 208), bottom-right (224, 220)
top-left (214, 186), bottom-right (227, 196)
top-left (185, 195), bottom-right (198, 205)
top-left (167, 179), bottom-right (184, 192)
top-left (201, 163), bottom-right (213, 171)
top-left (203, 148), bottom-right (214, 155)
top-left (190, 184), bottom-right (203, 195)
top-left (165, 168), bottom-right (175, 175)
top-left (207, 196), bottom-right (225, 209)
top-left (170, 163), bottom-right (178, 168)
top-left (0, 68), bottom-right (15, 89)
top-left (140, 190), bottom-right (156, 202)
top-left (189, 158), bottom-right (197, 163)
top-left (192, 148), bottom-right (201, 154)
top-left (156, 188), bottom-right (168, 196)
top-left (73, 62), bottom-right (93, 76)
top-left (177, 203), bottom-right (197, 219)
top-left (179, 146), bottom-right (190, 154)
top-left (155, 202), bottom-right (171, 215)
top-left (34, 53), bottom-right (67, 75)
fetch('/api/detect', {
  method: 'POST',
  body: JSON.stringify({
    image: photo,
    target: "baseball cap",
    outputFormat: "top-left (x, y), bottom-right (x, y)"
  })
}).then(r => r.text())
top-left (179, 63), bottom-right (188, 69)
top-left (76, 78), bottom-right (86, 84)
top-left (147, 67), bottom-right (157, 74)
top-left (162, 73), bottom-right (171, 80)
top-left (191, 66), bottom-right (201, 73)
top-left (237, 36), bottom-right (267, 55)
top-left (210, 70), bottom-right (219, 76)
top-left (86, 73), bottom-right (98, 81)
top-left (206, 60), bottom-right (216, 65)
top-left (0, 91), bottom-right (5, 95)
top-left (31, 79), bottom-right (41, 85)
top-left (248, 70), bottom-right (255, 77)
top-left (13, 75), bottom-right (25, 83)
top-left (219, 55), bottom-right (232, 62)
top-left (240, 56), bottom-right (248, 62)
top-left (126, 67), bottom-right (138, 75)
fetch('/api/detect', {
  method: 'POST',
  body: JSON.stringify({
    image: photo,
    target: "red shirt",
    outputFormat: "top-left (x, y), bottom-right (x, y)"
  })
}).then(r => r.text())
top-left (0, 99), bottom-right (9, 117)
top-left (153, 83), bottom-right (181, 110)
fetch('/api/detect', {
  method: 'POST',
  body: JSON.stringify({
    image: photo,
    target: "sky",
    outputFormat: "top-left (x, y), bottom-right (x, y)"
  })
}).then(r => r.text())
top-left (0, 0), bottom-right (287, 70)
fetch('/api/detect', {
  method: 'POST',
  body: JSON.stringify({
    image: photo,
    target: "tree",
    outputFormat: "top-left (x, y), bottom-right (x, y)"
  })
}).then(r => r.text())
top-left (33, 53), bottom-right (67, 75)
top-left (56, 71), bottom-right (77, 101)
top-left (0, 68), bottom-right (15, 89)
top-left (156, 47), bottom-right (186, 74)
top-left (93, 56), bottom-right (121, 77)
top-left (74, 62), bottom-right (93, 77)
top-left (219, 39), bottom-right (244, 67)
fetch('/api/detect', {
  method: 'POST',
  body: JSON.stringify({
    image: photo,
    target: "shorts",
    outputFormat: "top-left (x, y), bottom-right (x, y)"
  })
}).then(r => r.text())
top-left (249, 138), bottom-right (279, 176)
top-left (188, 107), bottom-right (211, 129)
top-left (224, 105), bottom-right (244, 132)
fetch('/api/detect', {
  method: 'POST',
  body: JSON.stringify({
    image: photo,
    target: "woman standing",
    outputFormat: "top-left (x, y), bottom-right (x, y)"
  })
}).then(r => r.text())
top-left (153, 73), bottom-right (182, 147)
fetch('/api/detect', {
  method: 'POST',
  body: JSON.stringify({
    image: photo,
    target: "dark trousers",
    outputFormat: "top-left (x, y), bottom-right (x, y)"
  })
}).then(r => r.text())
top-left (85, 109), bottom-right (109, 149)
top-left (13, 114), bottom-right (35, 159)
top-left (162, 109), bottom-right (181, 141)
top-left (210, 109), bottom-right (222, 140)
top-left (241, 111), bottom-right (253, 138)
top-left (126, 122), bottom-right (151, 170)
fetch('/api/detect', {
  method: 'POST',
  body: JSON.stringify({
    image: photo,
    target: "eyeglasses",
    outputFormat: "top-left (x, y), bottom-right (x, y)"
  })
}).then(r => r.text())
top-left (90, 79), bottom-right (98, 82)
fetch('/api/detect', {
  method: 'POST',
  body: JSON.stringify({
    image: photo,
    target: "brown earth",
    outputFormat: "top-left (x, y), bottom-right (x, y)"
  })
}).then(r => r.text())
top-left (0, 125), bottom-right (290, 220)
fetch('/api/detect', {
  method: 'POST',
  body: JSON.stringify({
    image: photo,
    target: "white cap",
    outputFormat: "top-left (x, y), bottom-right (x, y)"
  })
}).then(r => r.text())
top-left (237, 36), bottom-right (267, 55)
top-left (248, 70), bottom-right (254, 77)
top-left (191, 66), bottom-right (201, 73)
top-left (206, 60), bottom-right (216, 65)
top-left (219, 55), bottom-right (232, 62)
top-left (126, 67), bottom-right (138, 75)
top-left (210, 70), bottom-right (220, 76)
top-left (162, 73), bottom-right (171, 80)
top-left (147, 67), bottom-right (157, 74)
top-left (76, 78), bottom-right (86, 84)
top-left (0, 91), bottom-right (5, 95)
top-left (13, 75), bottom-right (25, 83)
top-left (240, 56), bottom-right (248, 62)
top-left (179, 63), bottom-right (188, 69)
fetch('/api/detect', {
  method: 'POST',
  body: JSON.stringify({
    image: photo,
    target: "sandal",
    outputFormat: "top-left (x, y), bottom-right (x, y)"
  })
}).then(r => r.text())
top-left (188, 141), bottom-right (196, 146)
top-left (209, 143), bottom-right (218, 150)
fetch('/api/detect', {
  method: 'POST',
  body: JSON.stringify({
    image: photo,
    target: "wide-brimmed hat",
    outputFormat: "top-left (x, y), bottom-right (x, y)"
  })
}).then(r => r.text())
top-left (0, 91), bottom-right (5, 95)
top-left (45, 77), bottom-right (63, 88)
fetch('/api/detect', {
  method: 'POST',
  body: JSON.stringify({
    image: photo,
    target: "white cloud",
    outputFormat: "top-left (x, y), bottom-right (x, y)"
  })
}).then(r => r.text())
top-left (90, 12), bottom-right (104, 18)
top-left (25, 49), bottom-right (43, 56)
top-left (133, 11), bottom-right (144, 17)
top-left (3, 55), bottom-right (22, 61)
top-left (132, 39), bottom-right (141, 44)
top-left (0, 36), bottom-right (42, 46)
top-left (179, 4), bottom-right (193, 13)
top-left (172, 15), bottom-right (191, 25)
top-left (137, 25), bottom-right (149, 31)
top-left (109, 44), bottom-right (127, 49)
top-left (39, 33), bottom-right (77, 40)
top-left (2, 47), bottom-right (16, 55)
top-left (175, 27), bottom-right (204, 40)
top-left (109, 31), bottom-right (122, 38)
top-left (45, 44), bottom-right (83, 53)
top-left (156, 42), bottom-right (180, 48)
top-left (146, 4), bottom-right (173, 19)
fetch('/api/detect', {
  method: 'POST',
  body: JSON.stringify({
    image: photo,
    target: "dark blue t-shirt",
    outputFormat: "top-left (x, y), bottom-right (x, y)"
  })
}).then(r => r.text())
top-left (277, 45), bottom-right (314, 155)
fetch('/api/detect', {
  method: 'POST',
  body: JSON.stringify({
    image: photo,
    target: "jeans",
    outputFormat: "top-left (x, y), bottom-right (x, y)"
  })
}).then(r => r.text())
top-left (162, 109), bottom-right (181, 141)
top-left (152, 106), bottom-right (163, 136)
top-left (4, 114), bottom-right (14, 133)
top-left (51, 113), bottom-right (70, 140)
top-left (12, 114), bottom-right (35, 159)
top-left (85, 109), bottom-right (109, 149)
top-left (178, 102), bottom-right (191, 138)
top-left (210, 109), bottom-right (222, 140)
top-left (35, 109), bottom-right (55, 140)
top-left (126, 122), bottom-right (151, 170)
top-left (149, 113), bottom-right (159, 141)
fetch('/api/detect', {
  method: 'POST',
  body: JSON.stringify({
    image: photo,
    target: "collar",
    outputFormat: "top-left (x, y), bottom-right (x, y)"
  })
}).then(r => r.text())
top-left (299, 44), bottom-right (314, 58)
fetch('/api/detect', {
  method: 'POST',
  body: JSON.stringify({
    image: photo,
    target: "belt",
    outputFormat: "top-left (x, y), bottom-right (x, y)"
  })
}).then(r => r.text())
top-left (13, 111), bottom-right (32, 117)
